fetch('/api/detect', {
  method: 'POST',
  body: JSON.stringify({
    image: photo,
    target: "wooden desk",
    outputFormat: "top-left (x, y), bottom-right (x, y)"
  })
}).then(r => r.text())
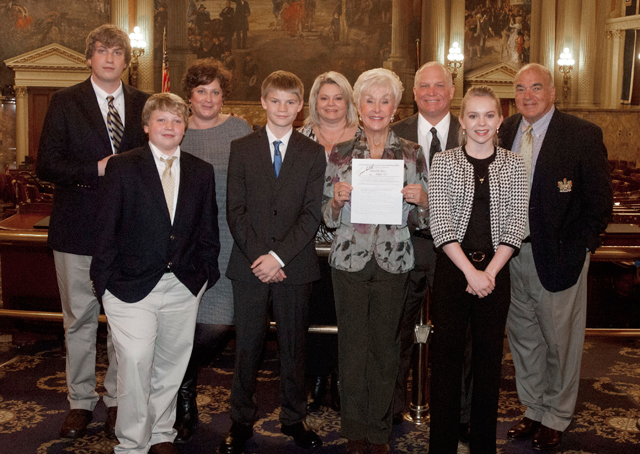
top-left (0, 207), bottom-right (60, 313)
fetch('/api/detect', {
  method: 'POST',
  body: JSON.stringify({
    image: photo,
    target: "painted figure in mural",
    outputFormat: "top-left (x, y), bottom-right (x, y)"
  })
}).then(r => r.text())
top-left (508, 15), bottom-right (523, 64)
top-left (233, 0), bottom-right (250, 49)
top-left (282, 0), bottom-right (306, 37)
top-left (220, 1), bottom-right (235, 53)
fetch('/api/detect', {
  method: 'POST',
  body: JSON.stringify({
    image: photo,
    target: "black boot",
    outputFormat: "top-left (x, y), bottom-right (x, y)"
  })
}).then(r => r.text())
top-left (307, 375), bottom-right (328, 412)
top-left (330, 370), bottom-right (341, 411)
top-left (174, 346), bottom-right (203, 443)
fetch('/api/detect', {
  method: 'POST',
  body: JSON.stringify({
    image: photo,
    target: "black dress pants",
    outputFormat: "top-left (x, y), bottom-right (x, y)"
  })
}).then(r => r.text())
top-left (229, 279), bottom-right (311, 425)
top-left (429, 251), bottom-right (510, 454)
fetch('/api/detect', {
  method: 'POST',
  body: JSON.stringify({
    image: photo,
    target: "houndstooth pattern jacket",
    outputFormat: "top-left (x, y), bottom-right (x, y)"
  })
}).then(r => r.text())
top-left (429, 146), bottom-right (528, 252)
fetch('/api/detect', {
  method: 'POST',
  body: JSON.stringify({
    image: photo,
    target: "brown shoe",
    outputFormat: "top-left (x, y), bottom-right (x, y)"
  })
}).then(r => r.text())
top-left (347, 439), bottom-right (368, 454)
top-left (149, 442), bottom-right (180, 454)
top-left (507, 417), bottom-right (541, 440)
top-left (105, 406), bottom-right (117, 438)
top-left (369, 442), bottom-right (391, 453)
top-left (532, 425), bottom-right (562, 451)
top-left (59, 409), bottom-right (92, 438)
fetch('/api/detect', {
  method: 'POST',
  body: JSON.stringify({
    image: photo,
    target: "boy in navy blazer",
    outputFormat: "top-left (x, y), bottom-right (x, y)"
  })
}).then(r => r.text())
top-left (90, 93), bottom-right (219, 454)
top-left (220, 71), bottom-right (326, 454)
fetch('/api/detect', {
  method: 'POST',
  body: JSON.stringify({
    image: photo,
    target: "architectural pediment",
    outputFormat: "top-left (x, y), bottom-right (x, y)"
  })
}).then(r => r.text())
top-left (465, 63), bottom-right (520, 99)
top-left (4, 43), bottom-right (88, 72)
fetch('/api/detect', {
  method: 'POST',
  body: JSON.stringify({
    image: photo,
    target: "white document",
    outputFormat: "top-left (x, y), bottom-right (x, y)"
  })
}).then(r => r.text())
top-left (350, 159), bottom-right (404, 225)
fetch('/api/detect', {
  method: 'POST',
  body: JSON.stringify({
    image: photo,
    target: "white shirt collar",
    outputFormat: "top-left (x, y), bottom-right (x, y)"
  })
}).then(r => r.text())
top-left (418, 112), bottom-right (451, 145)
top-left (91, 78), bottom-right (123, 104)
top-left (149, 142), bottom-right (181, 162)
top-left (266, 125), bottom-right (293, 160)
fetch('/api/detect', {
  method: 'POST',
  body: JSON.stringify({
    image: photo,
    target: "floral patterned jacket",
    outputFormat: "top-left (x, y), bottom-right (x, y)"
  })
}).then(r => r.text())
top-left (322, 130), bottom-right (428, 274)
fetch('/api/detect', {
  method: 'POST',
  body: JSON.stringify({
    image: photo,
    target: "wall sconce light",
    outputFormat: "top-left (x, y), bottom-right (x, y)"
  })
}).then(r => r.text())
top-left (447, 42), bottom-right (464, 80)
top-left (129, 26), bottom-right (146, 88)
top-left (557, 48), bottom-right (575, 102)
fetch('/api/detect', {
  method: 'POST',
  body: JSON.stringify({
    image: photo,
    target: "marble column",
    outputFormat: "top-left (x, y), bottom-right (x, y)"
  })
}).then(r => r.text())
top-left (14, 86), bottom-right (27, 167)
top-left (603, 29), bottom-right (625, 108)
top-left (167, 0), bottom-right (189, 99)
top-left (384, 0), bottom-right (410, 72)
top-left (136, 0), bottom-right (154, 94)
top-left (424, 0), bottom-right (446, 65)
top-left (577, 0), bottom-right (596, 107)
top-left (559, 1), bottom-right (581, 105)
top-left (538, 0), bottom-right (556, 80)
top-left (111, 0), bottom-right (129, 32)
top-left (450, 0), bottom-right (465, 109)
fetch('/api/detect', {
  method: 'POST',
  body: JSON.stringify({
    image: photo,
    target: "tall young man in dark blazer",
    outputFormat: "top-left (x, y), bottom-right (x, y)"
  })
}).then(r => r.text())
top-left (91, 93), bottom-right (220, 454)
top-left (390, 62), bottom-right (465, 425)
top-left (499, 63), bottom-right (612, 451)
top-left (220, 71), bottom-right (326, 454)
top-left (36, 24), bottom-right (149, 439)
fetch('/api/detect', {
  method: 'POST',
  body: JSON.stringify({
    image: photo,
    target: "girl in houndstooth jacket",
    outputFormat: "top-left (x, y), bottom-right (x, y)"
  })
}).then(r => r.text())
top-left (428, 85), bottom-right (528, 454)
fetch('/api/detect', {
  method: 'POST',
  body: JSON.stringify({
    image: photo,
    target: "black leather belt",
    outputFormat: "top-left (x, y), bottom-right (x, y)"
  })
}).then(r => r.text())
top-left (413, 230), bottom-right (433, 240)
top-left (462, 248), bottom-right (494, 264)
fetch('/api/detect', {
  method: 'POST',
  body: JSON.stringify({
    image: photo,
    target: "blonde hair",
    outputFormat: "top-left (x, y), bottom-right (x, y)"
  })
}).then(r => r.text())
top-left (305, 71), bottom-right (358, 128)
top-left (353, 68), bottom-right (404, 109)
top-left (261, 70), bottom-right (304, 102)
top-left (142, 93), bottom-right (189, 128)
top-left (458, 85), bottom-right (502, 147)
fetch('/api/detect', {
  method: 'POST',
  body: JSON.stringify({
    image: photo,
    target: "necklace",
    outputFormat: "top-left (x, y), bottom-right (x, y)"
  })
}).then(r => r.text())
top-left (476, 172), bottom-right (488, 184)
top-left (316, 125), bottom-right (347, 145)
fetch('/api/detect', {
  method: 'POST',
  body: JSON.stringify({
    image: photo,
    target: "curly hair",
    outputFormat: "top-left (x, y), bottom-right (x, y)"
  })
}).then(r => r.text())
top-left (181, 59), bottom-right (233, 100)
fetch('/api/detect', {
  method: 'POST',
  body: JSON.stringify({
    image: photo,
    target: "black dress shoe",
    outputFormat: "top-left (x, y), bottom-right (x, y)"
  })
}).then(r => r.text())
top-left (369, 442), bottom-right (391, 453)
top-left (281, 421), bottom-right (322, 449)
top-left (307, 375), bottom-right (328, 412)
top-left (105, 406), bottom-right (117, 438)
top-left (330, 370), bottom-right (341, 411)
top-left (347, 439), bottom-right (368, 454)
top-left (60, 409), bottom-right (92, 438)
top-left (149, 442), bottom-right (180, 454)
top-left (532, 425), bottom-right (562, 450)
top-left (219, 421), bottom-right (253, 454)
top-left (459, 422), bottom-right (470, 444)
top-left (174, 345), bottom-right (201, 443)
top-left (507, 417), bottom-right (542, 440)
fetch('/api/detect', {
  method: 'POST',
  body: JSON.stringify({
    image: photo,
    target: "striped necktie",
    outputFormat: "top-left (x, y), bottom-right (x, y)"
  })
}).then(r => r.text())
top-left (107, 96), bottom-right (124, 153)
top-left (161, 156), bottom-right (177, 221)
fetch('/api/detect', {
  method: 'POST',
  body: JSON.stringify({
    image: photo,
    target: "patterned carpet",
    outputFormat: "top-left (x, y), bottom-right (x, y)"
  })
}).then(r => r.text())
top-left (0, 333), bottom-right (639, 454)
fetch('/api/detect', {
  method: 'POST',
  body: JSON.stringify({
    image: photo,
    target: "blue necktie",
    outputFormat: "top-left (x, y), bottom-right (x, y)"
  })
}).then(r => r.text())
top-left (273, 140), bottom-right (282, 178)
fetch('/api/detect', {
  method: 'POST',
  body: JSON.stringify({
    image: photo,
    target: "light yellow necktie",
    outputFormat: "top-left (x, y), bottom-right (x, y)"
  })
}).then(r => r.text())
top-left (520, 125), bottom-right (533, 237)
top-left (160, 156), bottom-right (177, 221)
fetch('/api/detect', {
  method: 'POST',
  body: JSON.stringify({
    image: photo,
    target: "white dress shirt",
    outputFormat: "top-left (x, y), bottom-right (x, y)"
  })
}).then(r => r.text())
top-left (417, 113), bottom-right (451, 175)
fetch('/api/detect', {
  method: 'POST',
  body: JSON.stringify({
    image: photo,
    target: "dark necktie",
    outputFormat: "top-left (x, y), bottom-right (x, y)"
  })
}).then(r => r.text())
top-left (107, 96), bottom-right (124, 153)
top-left (429, 127), bottom-right (441, 168)
top-left (273, 140), bottom-right (282, 178)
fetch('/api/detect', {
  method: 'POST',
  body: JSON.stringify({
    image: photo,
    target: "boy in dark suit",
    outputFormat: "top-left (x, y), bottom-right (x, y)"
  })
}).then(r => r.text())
top-left (36, 23), bottom-right (149, 439)
top-left (220, 71), bottom-right (326, 454)
top-left (90, 93), bottom-right (220, 454)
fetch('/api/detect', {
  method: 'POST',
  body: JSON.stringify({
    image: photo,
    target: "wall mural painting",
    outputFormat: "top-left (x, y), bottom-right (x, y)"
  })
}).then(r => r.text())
top-left (0, 0), bottom-right (110, 88)
top-left (183, 0), bottom-right (393, 101)
top-left (464, 0), bottom-right (531, 72)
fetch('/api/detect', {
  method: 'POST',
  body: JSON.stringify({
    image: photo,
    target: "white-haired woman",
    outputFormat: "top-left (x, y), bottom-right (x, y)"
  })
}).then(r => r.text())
top-left (322, 68), bottom-right (428, 454)
top-left (299, 71), bottom-right (363, 412)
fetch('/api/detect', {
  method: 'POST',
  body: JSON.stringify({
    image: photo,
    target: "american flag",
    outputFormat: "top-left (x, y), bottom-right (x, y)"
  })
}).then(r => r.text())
top-left (161, 27), bottom-right (170, 93)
